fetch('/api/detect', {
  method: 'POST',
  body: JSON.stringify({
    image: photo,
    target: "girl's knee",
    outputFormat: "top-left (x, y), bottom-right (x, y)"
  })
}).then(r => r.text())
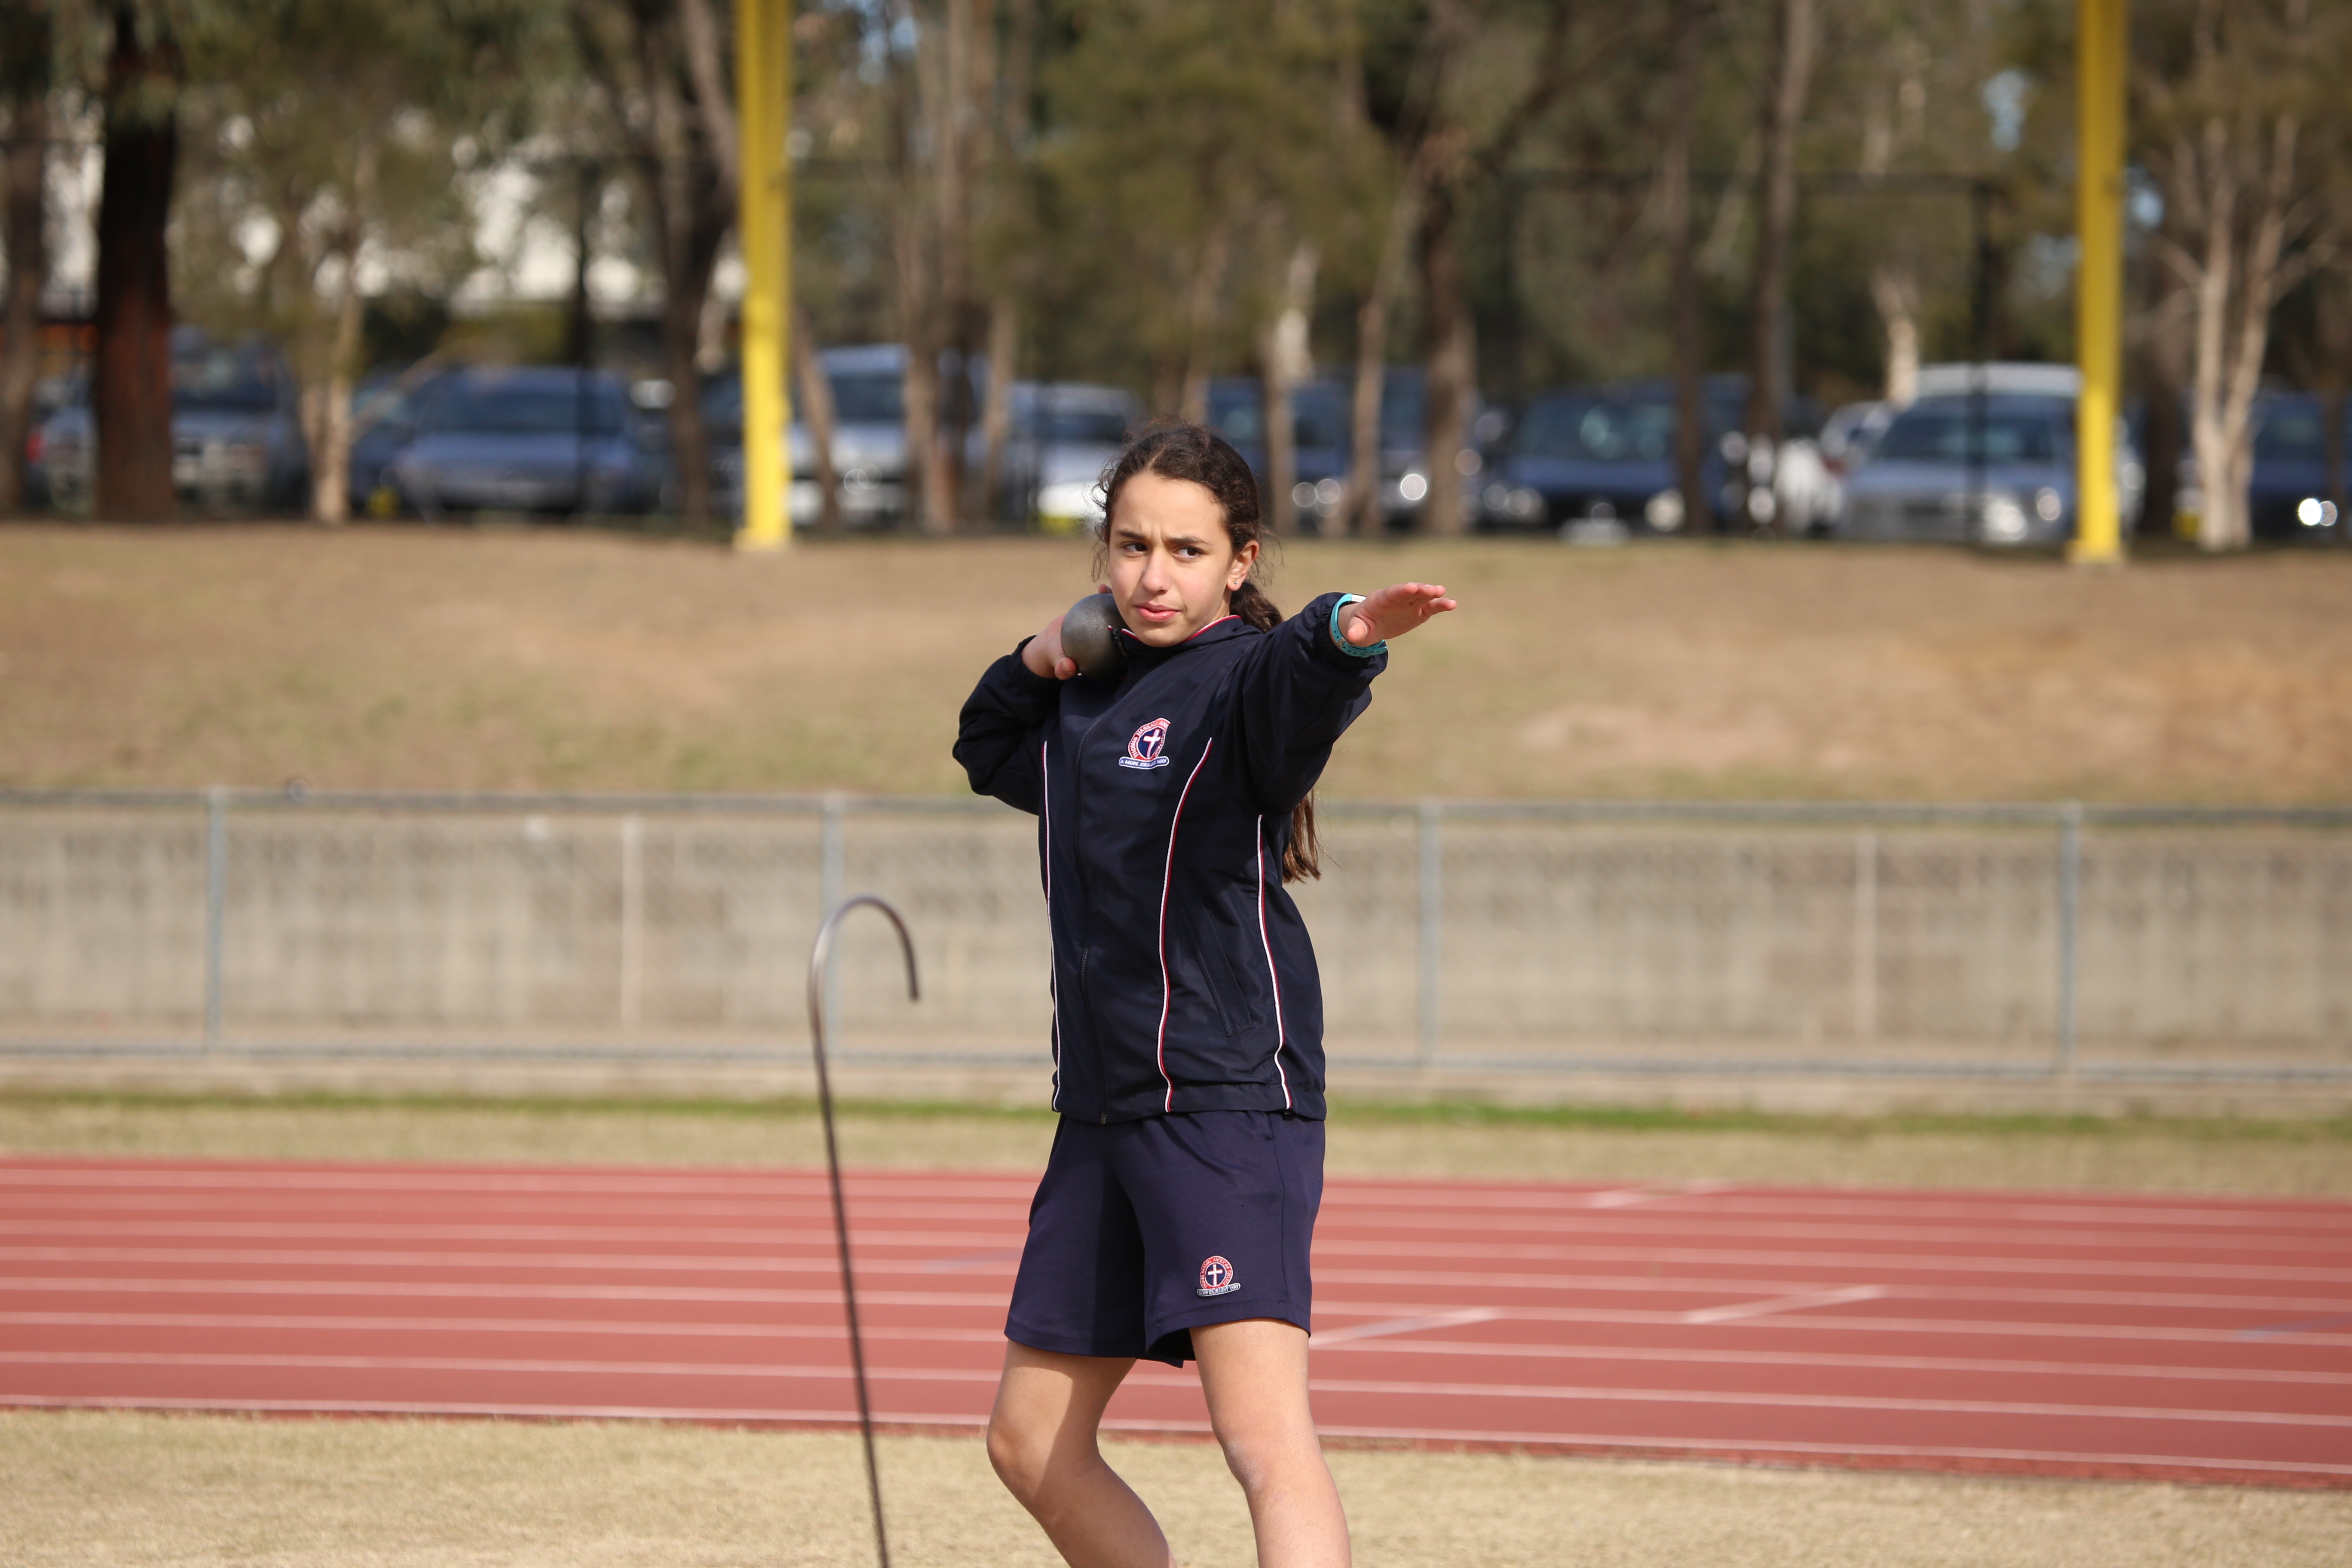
top-left (987, 1409), bottom-right (1075, 1508)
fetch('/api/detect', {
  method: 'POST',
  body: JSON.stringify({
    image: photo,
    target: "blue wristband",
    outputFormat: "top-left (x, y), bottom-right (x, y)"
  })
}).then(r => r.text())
top-left (1329, 594), bottom-right (1385, 658)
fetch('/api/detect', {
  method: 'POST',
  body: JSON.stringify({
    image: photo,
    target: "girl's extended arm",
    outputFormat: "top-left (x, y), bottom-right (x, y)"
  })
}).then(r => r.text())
top-left (1232, 583), bottom-right (1456, 812)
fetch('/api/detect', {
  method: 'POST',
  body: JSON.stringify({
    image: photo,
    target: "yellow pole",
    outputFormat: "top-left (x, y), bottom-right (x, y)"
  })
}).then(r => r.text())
top-left (735, 0), bottom-right (793, 552)
top-left (2070, 0), bottom-right (2126, 565)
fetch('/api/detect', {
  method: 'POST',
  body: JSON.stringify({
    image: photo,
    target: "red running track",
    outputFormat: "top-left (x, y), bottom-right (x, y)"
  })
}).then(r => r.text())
top-left (3, 1158), bottom-right (2349, 1487)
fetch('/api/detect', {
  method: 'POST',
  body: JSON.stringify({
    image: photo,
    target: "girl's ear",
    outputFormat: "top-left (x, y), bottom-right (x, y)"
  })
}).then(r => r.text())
top-left (1227, 539), bottom-right (1260, 591)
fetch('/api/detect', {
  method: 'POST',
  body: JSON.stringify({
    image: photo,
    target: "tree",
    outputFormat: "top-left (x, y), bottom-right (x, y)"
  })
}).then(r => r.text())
top-left (92, 1), bottom-right (179, 522)
top-left (574, 0), bottom-right (735, 525)
top-left (2140, 0), bottom-right (2340, 551)
top-left (170, 0), bottom-right (542, 523)
top-left (0, 0), bottom-right (50, 516)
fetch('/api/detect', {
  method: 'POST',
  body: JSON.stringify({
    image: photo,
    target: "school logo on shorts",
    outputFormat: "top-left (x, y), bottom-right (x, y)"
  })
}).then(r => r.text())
top-left (1197, 1254), bottom-right (1239, 1297)
top-left (1118, 717), bottom-right (1173, 770)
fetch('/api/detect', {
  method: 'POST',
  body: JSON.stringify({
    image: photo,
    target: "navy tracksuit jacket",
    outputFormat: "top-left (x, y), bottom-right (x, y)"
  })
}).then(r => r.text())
top-left (954, 594), bottom-right (1384, 1123)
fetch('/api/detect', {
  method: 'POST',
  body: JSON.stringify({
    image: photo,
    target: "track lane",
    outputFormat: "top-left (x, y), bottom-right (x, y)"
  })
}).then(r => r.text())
top-left (4, 1158), bottom-right (2346, 1487)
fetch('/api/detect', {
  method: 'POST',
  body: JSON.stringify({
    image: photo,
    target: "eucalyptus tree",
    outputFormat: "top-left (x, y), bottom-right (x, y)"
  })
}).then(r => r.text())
top-left (0, 0), bottom-right (51, 515)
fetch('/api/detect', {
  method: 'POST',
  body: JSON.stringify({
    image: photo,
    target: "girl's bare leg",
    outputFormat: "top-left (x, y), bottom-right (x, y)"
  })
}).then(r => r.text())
top-left (988, 1342), bottom-right (1175, 1568)
top-left (1192, 1318), bottom-right (1350, 1568)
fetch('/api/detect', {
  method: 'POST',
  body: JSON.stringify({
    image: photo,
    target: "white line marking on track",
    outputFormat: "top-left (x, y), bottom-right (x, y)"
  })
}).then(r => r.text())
top-left (1312, 1308), bottom-right (1502, 1344)
top-left (1682, 1286), bottom-right (1888, 1324)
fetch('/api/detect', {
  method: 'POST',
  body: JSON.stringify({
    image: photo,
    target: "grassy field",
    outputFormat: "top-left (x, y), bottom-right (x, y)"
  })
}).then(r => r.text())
top-left (10, 1409), bottom-right (2349, 1568)
top-left (7, 1091), bottom-right (2351, 1195)
top-left (5, 523), bottom-right (2350, 802)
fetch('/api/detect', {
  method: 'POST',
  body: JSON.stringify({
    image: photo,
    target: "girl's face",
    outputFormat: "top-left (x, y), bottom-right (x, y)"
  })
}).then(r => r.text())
top-left (1105, 470), bottom-right (1259, 647)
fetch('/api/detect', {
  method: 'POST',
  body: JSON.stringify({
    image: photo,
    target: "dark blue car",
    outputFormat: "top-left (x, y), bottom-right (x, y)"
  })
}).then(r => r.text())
top-left (385, 367), bottom-right (669, 517)
top-left (2248, 394), bottom-right (2351, 541)
top-left (1484, 377), bottom-right (1748, 533)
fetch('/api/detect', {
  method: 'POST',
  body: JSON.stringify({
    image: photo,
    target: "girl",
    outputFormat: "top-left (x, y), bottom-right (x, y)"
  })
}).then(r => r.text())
top-left (954, 421), bottom-right (1454, 1568)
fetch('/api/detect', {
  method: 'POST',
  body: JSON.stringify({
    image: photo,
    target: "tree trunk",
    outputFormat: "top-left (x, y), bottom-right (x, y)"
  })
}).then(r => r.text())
top-left (0, 80), bottom-right (46, 516)
top-left (1177, 221), bottom-right (1231, 428)
top-left (1868, 265), bottom-right (1920, 407)
top-left (977, 293), bottom-right (1015, 524)
top-left (93, 6), bottom-right (179, 524)
top-left (1343, 181), bottom-right (1415, 538)
top-left (1741, 0), bottom-right (1815, 533)
top-left (1418, 183), bottom-right (1474, 536)
top-left (1664, 0), bottom-right (1709, 536)
top-left (1260, 238), bottom-right (1315, 533)
top-left (792, 299), bottom-right (842, 533)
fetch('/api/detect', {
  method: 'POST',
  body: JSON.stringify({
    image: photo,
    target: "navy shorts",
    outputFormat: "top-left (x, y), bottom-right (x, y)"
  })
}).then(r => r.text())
top-left (1005, 1110), bottom-right (1324, 1367)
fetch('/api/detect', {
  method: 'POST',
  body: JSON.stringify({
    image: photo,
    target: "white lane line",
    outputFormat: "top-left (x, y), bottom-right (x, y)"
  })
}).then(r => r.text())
top-left (1316, 1211), bottom-right (2351, 1254)
top-left (1312, 1268), bottom-right (2352, 1316)
top-left (0, 1168), bottom-right (1040, 1198)
top-left (13, 1350), bottom-right (2341, 1431)
top-left (1287, 1375), bottom-right (2352, 1429)
top-left (4, 1391), bottom-right (2335, 1478)
top-left (1681, 1286), bottom-right (1887, 1324)
top-left (1310, 1239), bottom-right (2352, 1286)
top-left (0, 1276), bottom-right (1009, 1307)
top-left (0, 1349), bottom-right (1004, 1382)
top-left (9, 1308), bottom-right (2345, 1388)
top-left (1309, 1332), bottom-right (2352, 1385)
top-left (1312, 1309), bottom-right (1502, 1345)
top-left (0, 1246), bottom-right (1023, 1275)
top-left (0, 1220), bottom-right (1026, 1246)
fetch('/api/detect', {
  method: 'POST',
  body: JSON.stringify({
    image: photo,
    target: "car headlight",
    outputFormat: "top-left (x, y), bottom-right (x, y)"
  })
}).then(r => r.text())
top-left (1397, 470), bottom-right (1428, 502)
top-left (1980, 493), bottom-right (2029, 542)
top-left (2033, 487), bottom-right (2063, 523)
top-left (1644, 488), bottom-right (1685, 533)
top-left (2298, 497), bottom-right (2340, 528)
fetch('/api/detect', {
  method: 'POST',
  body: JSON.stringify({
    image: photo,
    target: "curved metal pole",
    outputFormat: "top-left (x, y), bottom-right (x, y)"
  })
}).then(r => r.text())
top-left (805, 895), bottom-right (918, 1568)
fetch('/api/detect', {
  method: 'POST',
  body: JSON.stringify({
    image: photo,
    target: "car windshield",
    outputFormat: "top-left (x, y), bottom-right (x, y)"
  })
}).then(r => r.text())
top-left (2255, 406), bottom-right (2334, 462)
top-left (175, 348), bottom-right (280, 412)
top-left (1513, 397), bottom-right (1676, 462)
top-left (432, 377), bottom-right (628, 435)
top-left (1206, 386), bottom-right (1347, 449)
top-left (830, 373), bottom-right (903, 424)
top-left (1874, 406), bottom-right (2063, 463)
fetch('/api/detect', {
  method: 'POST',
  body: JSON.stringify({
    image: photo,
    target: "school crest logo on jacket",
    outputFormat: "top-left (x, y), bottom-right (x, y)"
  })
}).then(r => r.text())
top-left (1118, 717), bottom-right (1173, 770)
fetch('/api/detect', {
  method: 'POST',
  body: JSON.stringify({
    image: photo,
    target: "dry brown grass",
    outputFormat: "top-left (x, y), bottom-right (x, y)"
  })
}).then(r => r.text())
top-left (7, 1409), bottom-right (2347, 1568)
top-left (3, 524), bottom-right (2349, 801)
top-left (5, 1094), bottom-right (2349, 1196)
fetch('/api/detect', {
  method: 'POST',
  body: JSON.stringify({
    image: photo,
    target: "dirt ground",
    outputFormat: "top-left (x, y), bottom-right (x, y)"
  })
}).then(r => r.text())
top-left (4, 524), bottom-right (2349, 802)
top-left (7, 1409), bottom-right (2347, 1568)
top-left (6, 1094), bottom-right (2349, 1196)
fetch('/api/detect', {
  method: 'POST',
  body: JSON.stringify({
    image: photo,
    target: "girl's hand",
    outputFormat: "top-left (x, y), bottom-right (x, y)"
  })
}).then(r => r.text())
top-left (1021, 609), bottom-right (1081, 680)
top-left (1338, 582), bottom-right (1457, 648)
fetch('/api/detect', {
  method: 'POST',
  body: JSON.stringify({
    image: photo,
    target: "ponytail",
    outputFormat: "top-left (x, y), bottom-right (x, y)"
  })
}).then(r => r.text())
top-left (1098, 420), bottom-right (1322, 884)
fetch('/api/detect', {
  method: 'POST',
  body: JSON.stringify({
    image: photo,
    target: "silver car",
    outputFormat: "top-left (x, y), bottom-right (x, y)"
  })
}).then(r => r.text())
top-left (1836, 392), bottom-right (2141, 547)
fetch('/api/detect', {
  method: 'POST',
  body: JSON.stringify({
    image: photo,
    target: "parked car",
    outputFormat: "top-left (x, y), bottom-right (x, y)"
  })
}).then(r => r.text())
top-left (384, 366), bottom-right (668, 517)
top-left (346, 365), bottom-right (456, 516)
top-left (1002, 381), bottom-right (1143, 530)
top-left (1205, 377), bottom-right (1350, 529)
top-left (2245, 393), bottom-right (2350, 541)
top-left (1482, 377), bottom-right (1749, 533)
top-left (1834, 390), bottom-right (2143, 546)
top-left (40, 329), bottom-right (310, 513)
top-left (706, 344), bottom-right (915, 527)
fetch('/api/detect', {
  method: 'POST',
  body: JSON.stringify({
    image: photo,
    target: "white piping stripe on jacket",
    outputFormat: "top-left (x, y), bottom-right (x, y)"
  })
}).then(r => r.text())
top-left (1255, 815), bottom-right (1293, 1109)
top-left (1041, 741), bottom-right (1059, 1112)
top-left (1154, 741), bottom-right (1216, 1113)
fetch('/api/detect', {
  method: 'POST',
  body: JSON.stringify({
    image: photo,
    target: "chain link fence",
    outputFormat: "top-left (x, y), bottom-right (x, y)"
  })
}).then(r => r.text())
top-left (2, 789), bottom-right (2348, 1085)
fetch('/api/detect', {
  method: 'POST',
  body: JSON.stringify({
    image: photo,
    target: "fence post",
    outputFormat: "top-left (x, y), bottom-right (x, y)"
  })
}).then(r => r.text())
top-left (1852, 827), bottom-right (1877, 1042)
top-left (2056, 801), bottom-right (2082, 1078)
top-left (203, 786), bottom-right (227, 1053)
top-left (618, 814), bottom-right (644, 1027)
top-left (1418, 799), bottom-right (1442, 1066)
top-left (820, 793), bottom-right (847, 1025)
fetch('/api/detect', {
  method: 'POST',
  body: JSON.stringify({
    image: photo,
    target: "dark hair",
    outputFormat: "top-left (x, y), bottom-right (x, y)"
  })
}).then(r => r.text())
top-left (1094, 420), bottom-right (1322, 883)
